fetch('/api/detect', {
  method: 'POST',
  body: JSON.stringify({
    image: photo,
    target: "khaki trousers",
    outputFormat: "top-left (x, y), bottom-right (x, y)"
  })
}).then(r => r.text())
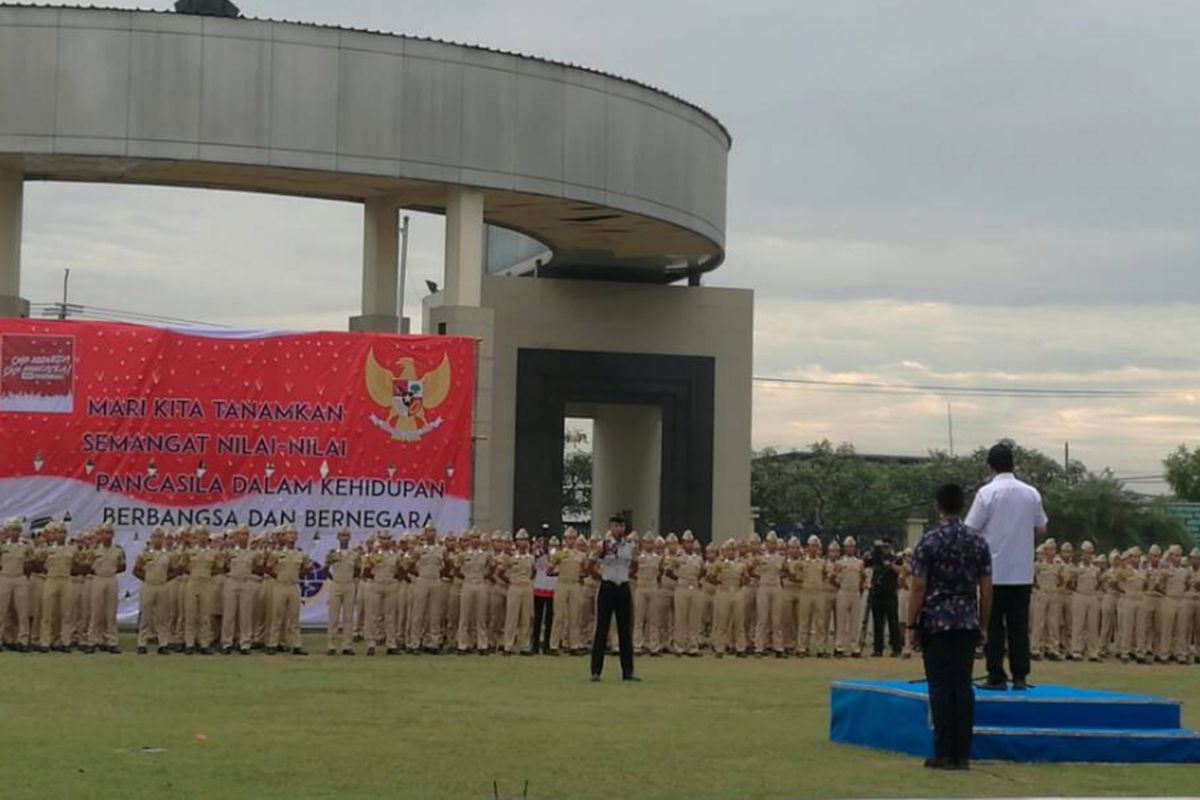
top-left (28, 575), bottom-right (44, 642)
top-left (755, 585), bottom-right (785, 654)
top-left (40, 576), bottom-right (72, 648)
top-left (253, 579), bottom-right (271, 645)
top-left (1191, 598), bottom-right (1200, 658)
top-left (796, 590), bottom-right (826, 654)
top-left (713, 589), bottom-right (746, 653)
top-left (172, 579), bottom-right (186, 645)
top-left (208, 577), bottom-right (224, 643)
top-left (87, 576), bottom-right (118, 648)
top-left (325, 580), bottom-right (355, 652)
top-left (445, 582), bottom-right (461, 642)
top-left (0, 575), bottom-right (30, 645)
top-left (68, 578), bottom-right (87, 645)
top-left (222, 578), bottom-right (256, 649)
top-left (409, 578), bottom-right (444, 649)
top-left (1100, 594), bottom-right (1118, 653)
top-left (633, 583), bottom-right (657, 652)
top-left (268, 582), bottom-right (301, 650)
top-left (782, 588), bottom-right (800, 651)
top-left (503, 585), bottom-right (532, 653)
top-left (137, 582), bottom-right (171, 648)
top-left (1118, 596), bottom-right (1141, 656)
top-left (1070, 593), bottom-right (1100, 659)
top-left (836, 590), bottom-right (864, 654)
top-left (1160, 596), bottom-right (1189, 660)
top-left (741, 586), bottom-right (757, 643)
top-left (184, 577), bottom-right (212, 648)
top-left (673, 587), bottom-right (703, 654)
top-left (364, 582), bottom-right (398, 649)
top-left (353, 579), bottom-right (367, 640)
top-left (457, 582), bottom-right (489, 651)
top-left (488, 583), bottom-right (506, 648)
top-left (1139, 596), bottom-right (1162, 656)
top-left (1032, 589), bottom-right (1050, 654)
top-left (550, 582), bottom-right (583, 651)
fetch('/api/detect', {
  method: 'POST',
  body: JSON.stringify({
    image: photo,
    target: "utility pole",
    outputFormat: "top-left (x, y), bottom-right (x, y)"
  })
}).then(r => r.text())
top-left (1064, 441), bottom-right (1070, 475)
top-left (947, 401), bottom-right (955, 457)
top-left (397, 214), bottom-right (411, 332)
top-left (58, 269), bottom-right (71, 320)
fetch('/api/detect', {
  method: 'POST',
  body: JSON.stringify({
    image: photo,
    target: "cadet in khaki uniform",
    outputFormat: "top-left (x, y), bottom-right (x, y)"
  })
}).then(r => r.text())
top-left (0, 520), bottom-right (32, 651)
top-left (408, 526), bottom-right (448, 652)
top-left (500, 529), bottom-right (535, 654)
top-left (1067, 541), bottom-right (1102, 661)
top-left (549, 527), bottom-right (586, 654)
top-left (1189, 548), bottom-right (1200, 663)
top-left (170, 529), bottom-right (188, 648)
top-left (70, 533), bottom-right (94, 648)
top-left (27, 530), bottom-right (45, 646)
top-left (655, 534), bottom-right (677, 649)
top-left (486, 533), bottom-right (508, 648)
top-left (740, 538), bottom-right (760, 648)
top-left (700, 542), bottom-right (719, 648)
top-left (38, 523), bottom-right (76, 651)
top-left (834, 536), bottom-right (865, 657)
top-left (364, 533), bottom-right (402, 656)
top-left (710, 538), bottom-right (748, 657)
top-left (220, 527), bottom-right (258, 654)
top-left (781, 537), bottom-right (804, 653)
top-left (444, 534), bottom-right (464, 644)
top-left (181, 528), bottom-right (218, 654)
top-left (134, 528), bottom-right (174, 654)
top-left (820, 540), bottom-right (841, 655)
top-left (1114, 550), bottom-right (1146, 663)
top-left (796, 536), bottom-right (828, 656)
top-left (1141, 544), bottom-right (1166, 660)
top-left (1100, 551), bottom-right (1120, 656)
top-left (668, 531), bottom-right (705, 656)
top-left (323, 527), bottom-right (359, 655)
top-left (1158, 545), bottom-right (1190, 664)
top-left (580, 537), bottom-right (601, 643)
top-left (1031, 541), bottom-right (1062, 659)
top-left (456, 530), bottom-right (493, 653)
top-left (86, 523), bottom-right (126, 653)
top-left (753, 532), bottom-right (786, 656)
top-left (266, 525), bottom-right (311, 655)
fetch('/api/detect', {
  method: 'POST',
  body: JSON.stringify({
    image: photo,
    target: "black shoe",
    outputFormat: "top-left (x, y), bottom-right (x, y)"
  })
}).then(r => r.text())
top-left (519, 651), bottom-right (534, 657)
top-left (589, 674), bottom-right (601, 682)
top-left (980, 679), bottom-right (1008, 691)
top-left (1012, 679), bottom-right (1029, 691)
top-left (387, 648), bottom-right (401, 656)
top-left (924, 757), bottom-right (953, 770)
top-left (157, 646), bottom-right (170, 655)
top-left (872, 651), bottom-right (884, 658)
top-left (622, 675), bottom-right (642, 682)
top-left (14, 643), bottom-right (28, 653)
top-left (341, 648), bottom-right (355, 656)
top-left (185, 646), bottom-right (196, 655)
top-left (222, 647), bottom-right (233, 655)
top-left (478, 648), bottom-right (489, 656)
top-left (82, 645), bottom-right (96, 654)
top-left (263, 647), bottom-right (275, 655)
top-left (104, 646), bottom-right (120, 655)
top-left (326, 648), bottom-right (336, 656)
top-left (951, 759), bottom-right (970, 771)
top-left (137, 646), bottom-right (148, 655)
top-left (292, 648), bottom-right (307, 656)
top-left (239, 648), bottom-right (251, 655)
top-left (366, 646), bottom-right (376, 656)
top-left (198, 648), bottom-right (212, 655)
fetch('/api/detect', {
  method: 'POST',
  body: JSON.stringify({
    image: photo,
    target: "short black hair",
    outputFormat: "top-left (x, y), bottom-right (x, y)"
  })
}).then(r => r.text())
top-left (987, 443), bottom-right (1014, 473)
top-left (936, 483), bottom-right (966, 515)
top-left (608, 515), bottom-right (626, 525)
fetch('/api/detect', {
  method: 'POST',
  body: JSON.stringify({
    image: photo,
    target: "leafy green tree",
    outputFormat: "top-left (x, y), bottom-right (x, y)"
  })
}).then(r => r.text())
top-left (1164, 444), bottom-right (1200, 501)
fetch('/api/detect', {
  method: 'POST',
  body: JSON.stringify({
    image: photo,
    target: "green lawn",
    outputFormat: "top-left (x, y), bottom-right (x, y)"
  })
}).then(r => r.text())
top-left (2, 637), bottom-right (1196, 799)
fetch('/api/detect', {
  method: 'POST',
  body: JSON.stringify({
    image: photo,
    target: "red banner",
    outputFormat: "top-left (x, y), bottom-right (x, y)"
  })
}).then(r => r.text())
top-left (0, 320), bottom-right (475, 535)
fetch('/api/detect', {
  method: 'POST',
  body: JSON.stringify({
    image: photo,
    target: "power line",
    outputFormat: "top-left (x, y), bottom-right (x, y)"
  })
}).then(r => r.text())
top-left (753, 375), bottom-right (1192, 399)
top-left (31, 303), bottom-right (229, 329)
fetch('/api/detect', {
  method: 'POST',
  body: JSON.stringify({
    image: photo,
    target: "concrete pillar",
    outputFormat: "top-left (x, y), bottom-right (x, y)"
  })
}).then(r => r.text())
top-left (591, 404), bottom-right (663, 536)
top-left (349, 197), bottom-right (402, 333)
top-left (0, 171), bottom-right (28, 318)
top-left (444, 188), bottom-right (484, 308)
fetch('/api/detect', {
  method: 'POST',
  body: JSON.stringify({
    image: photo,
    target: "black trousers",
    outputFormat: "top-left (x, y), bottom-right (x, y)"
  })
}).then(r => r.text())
top-left (986, 584), bottom-right (1031, 682)
top-left (922, 629), bottom-right (977, 763)
top-left (591, 581), bottom-right (634, 678)
top-left (531, 595), bottom-right (554, 653)
top-left (869, 591), bottom-right (901, 655)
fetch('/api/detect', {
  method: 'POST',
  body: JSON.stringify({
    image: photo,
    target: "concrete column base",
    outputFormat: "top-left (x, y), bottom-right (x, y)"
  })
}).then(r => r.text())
top-left (0, 294), bottom-right (29, 318)
top-left (348, 314), bottom-right (409, 334)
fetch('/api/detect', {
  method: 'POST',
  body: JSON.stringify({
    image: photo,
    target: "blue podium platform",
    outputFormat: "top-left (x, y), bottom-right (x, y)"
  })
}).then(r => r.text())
top-left (829, 680), bottom-right (1200, 764)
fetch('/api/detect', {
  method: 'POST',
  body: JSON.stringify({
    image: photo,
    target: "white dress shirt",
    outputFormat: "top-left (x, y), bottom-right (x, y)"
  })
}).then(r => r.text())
top-left (964, 472), bottom-right (1048, 586)
top-left (599, 539), bottom-right (635, 584)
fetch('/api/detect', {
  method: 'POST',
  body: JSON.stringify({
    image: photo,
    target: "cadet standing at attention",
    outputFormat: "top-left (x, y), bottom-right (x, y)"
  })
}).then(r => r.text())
top-left (134, 527), bottom-right (174, 654)
top-left (0, 519), bottom-right (31, 651)
top-left (221, 526), bottom-right (258, 655)
top-left (324, 527), bottom-right (359, 655)
top-left (86, 523), bottom-right (125, 654)
top-left (548, 527), bottom-right (586, 655)
top-left (266, 525), bottom-right (311, 656)
top-left (500, 529), bottom-right (536, 655)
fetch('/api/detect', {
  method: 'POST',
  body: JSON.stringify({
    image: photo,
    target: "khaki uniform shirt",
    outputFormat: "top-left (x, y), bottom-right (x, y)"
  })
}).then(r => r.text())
top-left (554, 549), bottom-right (585, 585)
top-left (415, 545), bottom-right (446, 581)
top-left (756, 552), bottom-right (786, 588)
top-left (44, 544), bottom-right (77, 579)
top-left (1033, 560), bottom-right (1060, 591)
top-left (674, 553), bottom-right (704, 590)
top-left (503, 553), bottom-right (535, 587)
top-left (324, 548), bottom-right (358, 583)
top-left (835, 556), bottom-right (864, 596)
top-left (713, 558), bottom-right (745, 591)
top-left (226, 548), bottom-right (257, 581)
top-left (1164, 566), bottom-right (1189, 598)
top-left (92, 545), bottom-right (125, 578)
top-left (1117, 568), bottom-right (1145, 596)
top-left (0, 540), bottom-right (31, 577)
top-left (460, 548), bottom-right (491, 584)
top-left (367, 552), bottom-right (400, 584)
top-left (1073, 564), bottom-right (1102, 595)
top-left (140, 549), bottom-right (172, 585)
top-left (272, 549), bottom-right (309, 585)
top-left (185, 548), bottom-right (217, 580)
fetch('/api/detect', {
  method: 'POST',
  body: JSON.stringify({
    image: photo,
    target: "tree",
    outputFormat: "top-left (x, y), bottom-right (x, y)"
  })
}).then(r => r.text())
top-left (1164, 445), bottom-right (1200, 501)
top-left (562, 430), bottom-right (592, 523)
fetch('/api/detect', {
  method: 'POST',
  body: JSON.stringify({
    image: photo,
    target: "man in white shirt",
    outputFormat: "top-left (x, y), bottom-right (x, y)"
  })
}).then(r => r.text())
top-left (589, 515), bottom-right (640, 682)
top-left (964, 443), bottom-right (1048, 691)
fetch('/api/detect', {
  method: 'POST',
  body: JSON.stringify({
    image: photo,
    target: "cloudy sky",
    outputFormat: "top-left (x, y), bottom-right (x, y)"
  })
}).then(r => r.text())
top-left (16, 1), bottom-right (1200, 491)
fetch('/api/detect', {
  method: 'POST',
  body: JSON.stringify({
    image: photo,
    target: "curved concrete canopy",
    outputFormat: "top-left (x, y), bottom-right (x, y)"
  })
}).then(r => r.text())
top-left (0, 6), bottom-right (730, 280)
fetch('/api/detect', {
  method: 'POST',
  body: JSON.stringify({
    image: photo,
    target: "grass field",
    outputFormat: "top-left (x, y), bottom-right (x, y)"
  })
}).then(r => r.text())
top-left (2, 636), bottom-right (1197, 800)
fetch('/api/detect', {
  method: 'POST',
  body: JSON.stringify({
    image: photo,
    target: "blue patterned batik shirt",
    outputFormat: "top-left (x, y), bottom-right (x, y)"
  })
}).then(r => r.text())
top-left (910, 519), bottom-right (992, 634)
